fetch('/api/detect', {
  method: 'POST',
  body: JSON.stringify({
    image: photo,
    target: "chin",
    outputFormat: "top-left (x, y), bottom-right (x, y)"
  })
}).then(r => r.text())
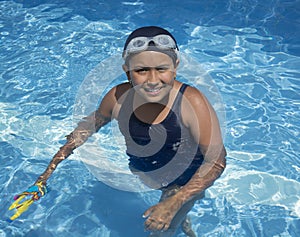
top-left (140, 90), bottom-right (170, 103)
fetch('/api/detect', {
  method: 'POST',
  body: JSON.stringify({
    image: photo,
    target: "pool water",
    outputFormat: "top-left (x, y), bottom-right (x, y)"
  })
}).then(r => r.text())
top-left (0, 0), bottom-right (299, 236)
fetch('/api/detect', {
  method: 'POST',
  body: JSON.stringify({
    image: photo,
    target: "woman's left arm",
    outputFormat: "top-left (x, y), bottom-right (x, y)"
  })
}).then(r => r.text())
top-left (175, 86), bottom-right (227, 204)
top-left (143, 86), bottom-right (226, 231)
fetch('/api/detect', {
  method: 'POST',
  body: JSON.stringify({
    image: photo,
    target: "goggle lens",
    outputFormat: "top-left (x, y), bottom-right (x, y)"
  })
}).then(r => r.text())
top-left (132, 39), bottom-right (146, 48)
top-left (157, 35), bottom-right (171, 46)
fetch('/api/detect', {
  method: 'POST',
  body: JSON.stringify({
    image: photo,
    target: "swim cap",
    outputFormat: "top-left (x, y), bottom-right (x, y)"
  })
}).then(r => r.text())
top-left (123, 26), bottom-right (179, 65)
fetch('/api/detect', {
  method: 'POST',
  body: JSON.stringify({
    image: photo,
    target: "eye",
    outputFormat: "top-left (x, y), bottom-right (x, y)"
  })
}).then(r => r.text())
top-left (156, 66), bottom-right (168, 72)
top-left (134, 67), bottom-right (150, 74)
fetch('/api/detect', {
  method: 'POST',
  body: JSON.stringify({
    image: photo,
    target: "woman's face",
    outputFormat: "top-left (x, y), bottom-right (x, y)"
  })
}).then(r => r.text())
top-left (124, 51), bottom-right (178, 103)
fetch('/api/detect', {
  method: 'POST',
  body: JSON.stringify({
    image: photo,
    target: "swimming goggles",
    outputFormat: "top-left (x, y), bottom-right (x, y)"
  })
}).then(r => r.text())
top-left (123, 34), bottom-right (179, 59)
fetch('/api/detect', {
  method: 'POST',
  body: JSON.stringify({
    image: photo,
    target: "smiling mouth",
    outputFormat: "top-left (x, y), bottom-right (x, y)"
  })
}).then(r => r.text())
top-left (144, 87), bottom-right (163, 95)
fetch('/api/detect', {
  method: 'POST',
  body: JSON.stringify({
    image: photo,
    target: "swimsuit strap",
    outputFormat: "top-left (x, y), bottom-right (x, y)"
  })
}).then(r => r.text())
top-left (179, 83), bottom-right (189, 93)
top-left (169, 83), bottom-right (189, 116)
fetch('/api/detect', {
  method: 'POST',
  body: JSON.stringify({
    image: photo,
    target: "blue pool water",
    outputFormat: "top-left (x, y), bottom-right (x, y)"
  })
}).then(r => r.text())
top-left (0, 0), bottom-right (299, 236)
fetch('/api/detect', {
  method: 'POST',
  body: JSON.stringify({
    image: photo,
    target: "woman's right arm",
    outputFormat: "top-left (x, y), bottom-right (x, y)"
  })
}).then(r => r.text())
top-left (35, 84), bottom-right (123, 185)
top-left (35, 111), bottom-right (111, 184)
top-left (8, 83), bottom-right (130, 221)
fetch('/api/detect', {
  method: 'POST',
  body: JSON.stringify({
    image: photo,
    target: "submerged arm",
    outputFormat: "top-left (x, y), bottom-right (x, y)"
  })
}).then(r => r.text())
top-left (174, 86), bottom-right (226, 203)
top-left (36, 111), bottom-right (111, 184)
top-left (174, 145), bottom-right (226, 204)
top-left (8, 110), bottom-right (111, 221)
top-left (8, 85), bottom-right (126, 221)
top-left (35, 83), bottom-right (130, 184)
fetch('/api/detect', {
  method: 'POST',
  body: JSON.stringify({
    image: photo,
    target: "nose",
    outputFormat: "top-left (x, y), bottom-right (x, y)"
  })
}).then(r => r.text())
top-left (147, 69), bottom-right (159, 85)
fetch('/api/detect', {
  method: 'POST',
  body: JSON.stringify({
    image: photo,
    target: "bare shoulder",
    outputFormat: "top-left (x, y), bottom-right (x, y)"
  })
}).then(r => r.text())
top-left (98, 82), bottom-right (131, 119)
top-left (181, 85), bottom-right (214, 127)
top-left (114, 82), bottom-right (132, 101)
top-left (183, 85), bottom-right (210, 108)
top-left (102, 82), bottom-right (131, 102)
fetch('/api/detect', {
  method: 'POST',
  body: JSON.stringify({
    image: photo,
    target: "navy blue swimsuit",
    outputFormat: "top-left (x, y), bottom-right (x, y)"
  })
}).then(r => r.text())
top-left (118, 83), bottom-right (204, 189)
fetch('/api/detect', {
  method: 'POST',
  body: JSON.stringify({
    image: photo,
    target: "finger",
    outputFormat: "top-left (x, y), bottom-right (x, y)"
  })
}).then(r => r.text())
top-left (144, 219), bottom-right (157, 231)
top-left (143, 206), bottom-right (154, 218)
top-left (145, 217), bottom-right (167, 231)
top-left (144, 218), bottom-right (152, 230)
top-left (162, 222), bottom-right (170, 231)
top-left (155, 222), bottom-right (166, 231)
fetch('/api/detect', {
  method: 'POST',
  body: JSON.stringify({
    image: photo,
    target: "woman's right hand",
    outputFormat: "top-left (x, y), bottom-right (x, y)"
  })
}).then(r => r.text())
top-left (8, 181), bottom-right (48, 221)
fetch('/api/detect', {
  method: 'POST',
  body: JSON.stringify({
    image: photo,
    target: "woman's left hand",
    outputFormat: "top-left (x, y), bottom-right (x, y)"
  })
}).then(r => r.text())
top-left (143, 195), bottom-right (181, 231)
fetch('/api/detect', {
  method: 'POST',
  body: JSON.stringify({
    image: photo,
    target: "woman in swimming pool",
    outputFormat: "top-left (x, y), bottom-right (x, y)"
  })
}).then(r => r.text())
top-left (10, 26), bottom-right (226, 236)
